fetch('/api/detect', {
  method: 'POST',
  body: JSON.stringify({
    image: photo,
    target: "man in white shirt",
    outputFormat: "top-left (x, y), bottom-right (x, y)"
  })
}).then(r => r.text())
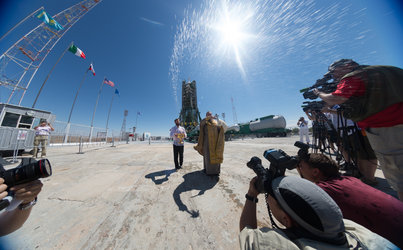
top-left (169, 118), bottom-right (187, 169)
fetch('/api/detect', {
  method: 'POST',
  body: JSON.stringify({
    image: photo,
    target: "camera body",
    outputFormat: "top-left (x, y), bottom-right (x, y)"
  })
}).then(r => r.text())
top-left (301, 100), bottom-right (326, 112)
top-left (247, 142), bottom-right (308, 194)
top-left (300, 74), bottom-right (337, 100)
top-left (0, 158), bottom-right (52, 188)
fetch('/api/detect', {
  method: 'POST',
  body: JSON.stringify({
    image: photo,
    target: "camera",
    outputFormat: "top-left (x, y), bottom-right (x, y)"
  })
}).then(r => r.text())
top-left (301, 100), bottom-right (326, 112)
top-left (246, 142), bottom-right (309, 194)
top-left (300, 74), bottom-right (337, 100)
top-left (0, 158), bottom-right (52, 188)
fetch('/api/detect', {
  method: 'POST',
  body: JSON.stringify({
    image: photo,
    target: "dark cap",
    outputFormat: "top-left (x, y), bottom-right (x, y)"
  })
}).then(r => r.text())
top-left (271, 176), bottom-right (345, 242)
top-left (327, 59), bottom-right (359, 74)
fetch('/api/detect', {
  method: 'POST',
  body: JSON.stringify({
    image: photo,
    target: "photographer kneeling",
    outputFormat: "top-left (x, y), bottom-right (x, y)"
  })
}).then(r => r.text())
top-left (239, 174), bottom-right (396, 249)
top-left (296, 153), bottom-right (403, 248)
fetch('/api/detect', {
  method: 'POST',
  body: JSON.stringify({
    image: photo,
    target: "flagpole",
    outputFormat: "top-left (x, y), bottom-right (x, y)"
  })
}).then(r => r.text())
top-left (0, 7), bottom-right (44, 42)
top-left (136, 112), bottom-right (139, 128)
top-left (32, 41), bottom-right (73, 108)
top-left (105, 88), bottom-right (116, 142)
top-left (89, 77), bottom-right (105, 143)
top-left (64, 68), bottom-right (89, 144)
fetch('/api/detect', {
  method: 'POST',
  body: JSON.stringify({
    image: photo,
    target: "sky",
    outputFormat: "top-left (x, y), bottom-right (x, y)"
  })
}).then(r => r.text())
top-left (0, 0), bottom-right (402, 136)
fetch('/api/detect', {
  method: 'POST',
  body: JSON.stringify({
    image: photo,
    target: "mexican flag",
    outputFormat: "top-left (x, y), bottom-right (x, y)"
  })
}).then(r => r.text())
top-left (68, 44), bottom-right (86, 59)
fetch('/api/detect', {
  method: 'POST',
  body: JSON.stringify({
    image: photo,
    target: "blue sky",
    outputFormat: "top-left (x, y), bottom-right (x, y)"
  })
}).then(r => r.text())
top-left (1, 0), bottom-right (402, 136)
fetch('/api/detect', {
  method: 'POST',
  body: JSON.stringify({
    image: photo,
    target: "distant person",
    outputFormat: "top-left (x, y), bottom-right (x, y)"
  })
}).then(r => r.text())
top-left (170, 118), bottom-right (187, 169)
top-left (297, 117), bottom-right (310, 144)
top-left (0, 175), bottom-right (43, 236)
top-left (296, 152), bottom-right (403, 248)
top-left (33, 119), bottom-right (54, 158)
top-left (313, 59), bottom-right (403, 200)
top-left (194, 111), bottom-right (225, 176)
top-left (239, 175), bottom-right (396, 249)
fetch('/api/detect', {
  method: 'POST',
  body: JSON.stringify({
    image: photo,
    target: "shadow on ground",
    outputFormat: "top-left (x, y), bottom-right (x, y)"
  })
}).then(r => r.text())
top-left (145, 169), bottom-right (177, 185)
top-left (173, 170), bottom-right (219, 218)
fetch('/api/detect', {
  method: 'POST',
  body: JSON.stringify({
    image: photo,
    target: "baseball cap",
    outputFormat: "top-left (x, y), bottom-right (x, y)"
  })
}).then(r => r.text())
top-left (326, 59), bottom-right (359, 74)
top-left (271, 176), bottom-right (345, 243)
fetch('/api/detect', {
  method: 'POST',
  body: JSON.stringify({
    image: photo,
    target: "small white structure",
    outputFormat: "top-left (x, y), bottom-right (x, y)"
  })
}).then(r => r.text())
top-left (0, 103), bottom-right (55, 155)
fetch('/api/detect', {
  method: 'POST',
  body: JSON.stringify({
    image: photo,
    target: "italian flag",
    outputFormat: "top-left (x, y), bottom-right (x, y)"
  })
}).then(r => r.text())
top-left (68, 44), bottom-right (86, 59)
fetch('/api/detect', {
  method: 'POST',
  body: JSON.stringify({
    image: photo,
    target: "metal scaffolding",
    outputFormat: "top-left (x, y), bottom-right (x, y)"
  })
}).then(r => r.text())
top-left (179, 80), bottom-right (201, 133)
top-left (0, 0), bottom-right (102, 105)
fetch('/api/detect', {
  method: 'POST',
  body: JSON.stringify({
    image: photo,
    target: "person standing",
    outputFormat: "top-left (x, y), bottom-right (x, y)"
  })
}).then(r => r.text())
top-left (170, 118), bottom-right (187, 169)
top-left (32, 119), bottom-right (54, 158)
top-left (194, 111), bottom-right (225, 175)
top-left (314, 59), bottom-right (403, 200)
top-left (297, 117), bottom-right (310, 144)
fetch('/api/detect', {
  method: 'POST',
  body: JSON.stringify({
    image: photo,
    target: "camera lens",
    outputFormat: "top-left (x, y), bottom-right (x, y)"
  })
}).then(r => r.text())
top-left (2, 159), bottom-right (52, 187)
top-left (38, 159), bottom-right (52, 177)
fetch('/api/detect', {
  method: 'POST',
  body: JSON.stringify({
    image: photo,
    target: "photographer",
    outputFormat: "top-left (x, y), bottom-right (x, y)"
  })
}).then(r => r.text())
top-left (0, 176), bottom-right (43, 236)
top-left (239, 175), bottom-right (395, 249)
top-left (313, 59), bottom-right (403, 200)
top-left (33, 119), bottom-right (54, 158)
top-left (296, 152), bottom-right (403, 248)
top-left (297, 117), bottom-right (310, 144)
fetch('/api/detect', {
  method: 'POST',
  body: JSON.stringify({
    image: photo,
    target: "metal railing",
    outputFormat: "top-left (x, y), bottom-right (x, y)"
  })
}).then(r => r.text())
top-left (49, 120), bottom-right (171, 147)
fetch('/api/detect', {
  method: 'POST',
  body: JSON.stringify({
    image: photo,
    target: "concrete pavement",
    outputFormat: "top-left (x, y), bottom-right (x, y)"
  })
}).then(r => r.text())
top-left (1, 136), bottom-right (396, 249)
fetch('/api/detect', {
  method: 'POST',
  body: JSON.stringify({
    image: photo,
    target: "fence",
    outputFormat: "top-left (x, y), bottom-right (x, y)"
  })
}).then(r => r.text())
top-left (49, 120), bottom-right (171, 146)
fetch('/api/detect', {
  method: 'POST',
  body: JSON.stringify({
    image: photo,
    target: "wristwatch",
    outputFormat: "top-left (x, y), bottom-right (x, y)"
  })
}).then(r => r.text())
top-left (245, 194), bottom-right (258, 203)
top-left (19, 197), bottom-right (37, 210)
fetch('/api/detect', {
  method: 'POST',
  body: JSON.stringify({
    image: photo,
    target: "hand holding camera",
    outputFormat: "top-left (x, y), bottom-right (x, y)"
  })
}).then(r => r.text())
top-left (0, 158), bottom-right (52, 211)
top-left (10, 180), bottom-right (43, 205)
top-left (246, 142), bottom-right (309, 194)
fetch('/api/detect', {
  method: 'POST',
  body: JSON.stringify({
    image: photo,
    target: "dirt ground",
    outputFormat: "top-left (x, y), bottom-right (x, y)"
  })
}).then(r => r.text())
top-left (1, 135), bottom-right (396, 249)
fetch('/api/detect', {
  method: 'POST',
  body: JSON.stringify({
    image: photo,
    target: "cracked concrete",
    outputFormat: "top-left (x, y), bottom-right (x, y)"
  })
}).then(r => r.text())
top-left (1, 136), bottom-right (395, 249)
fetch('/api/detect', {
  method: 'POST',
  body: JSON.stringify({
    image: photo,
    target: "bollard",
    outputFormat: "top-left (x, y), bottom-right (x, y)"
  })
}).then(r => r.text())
top-left (78, 136), bottom-right (84, 154)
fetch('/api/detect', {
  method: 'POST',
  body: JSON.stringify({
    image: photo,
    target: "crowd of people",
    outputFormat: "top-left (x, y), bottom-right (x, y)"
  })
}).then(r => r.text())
top-left (239, 59), bottom-right (403, 249)
top-left (1, 59), bottom-right (402, 249)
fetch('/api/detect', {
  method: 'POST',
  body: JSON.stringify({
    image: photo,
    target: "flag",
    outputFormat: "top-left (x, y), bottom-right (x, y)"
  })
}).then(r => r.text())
top-left (115, 88), bottom-right (120, 96)
top-left (103, 78), bottom-right (115, 87)
top-left (88, 64), bottom-right (95, 76)
top-left (36, 10), bottom-right (63, 31)
top-left (68, 44), bottom-right (86, 59)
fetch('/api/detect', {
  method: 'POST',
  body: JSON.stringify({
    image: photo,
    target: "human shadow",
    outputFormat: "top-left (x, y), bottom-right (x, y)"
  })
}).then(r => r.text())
top-left (173, 170), bottom-right (219, 218)
top-left (145, 169), bottom-right (177, 185)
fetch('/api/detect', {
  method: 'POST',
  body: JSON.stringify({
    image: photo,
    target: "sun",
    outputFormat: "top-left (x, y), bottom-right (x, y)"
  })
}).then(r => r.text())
top-left (211, 2), bottom-right (254, 78)
top-left (216, 18), bottom-right (246, 49)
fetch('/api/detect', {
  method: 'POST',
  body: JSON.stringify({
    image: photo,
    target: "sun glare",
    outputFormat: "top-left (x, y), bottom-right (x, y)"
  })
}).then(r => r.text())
top-left (218, 19), bottom-right (245, 48)
top-left (212, 2), bottom-right (254, 79)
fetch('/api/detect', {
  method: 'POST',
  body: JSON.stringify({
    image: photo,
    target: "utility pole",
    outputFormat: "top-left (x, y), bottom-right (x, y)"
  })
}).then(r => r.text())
top-left (231, 97), bottom-right (238, 125)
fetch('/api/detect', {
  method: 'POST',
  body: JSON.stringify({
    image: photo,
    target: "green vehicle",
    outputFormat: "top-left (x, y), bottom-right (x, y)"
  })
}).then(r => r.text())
top-left (226, 115), bottom-right (290, 139)
top-left (187, 115), bottom-right (290, 142)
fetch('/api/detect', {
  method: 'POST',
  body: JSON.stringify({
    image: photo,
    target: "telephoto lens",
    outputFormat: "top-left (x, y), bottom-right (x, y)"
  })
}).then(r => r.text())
top-left (0, 159), bottom-right (52, 188)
